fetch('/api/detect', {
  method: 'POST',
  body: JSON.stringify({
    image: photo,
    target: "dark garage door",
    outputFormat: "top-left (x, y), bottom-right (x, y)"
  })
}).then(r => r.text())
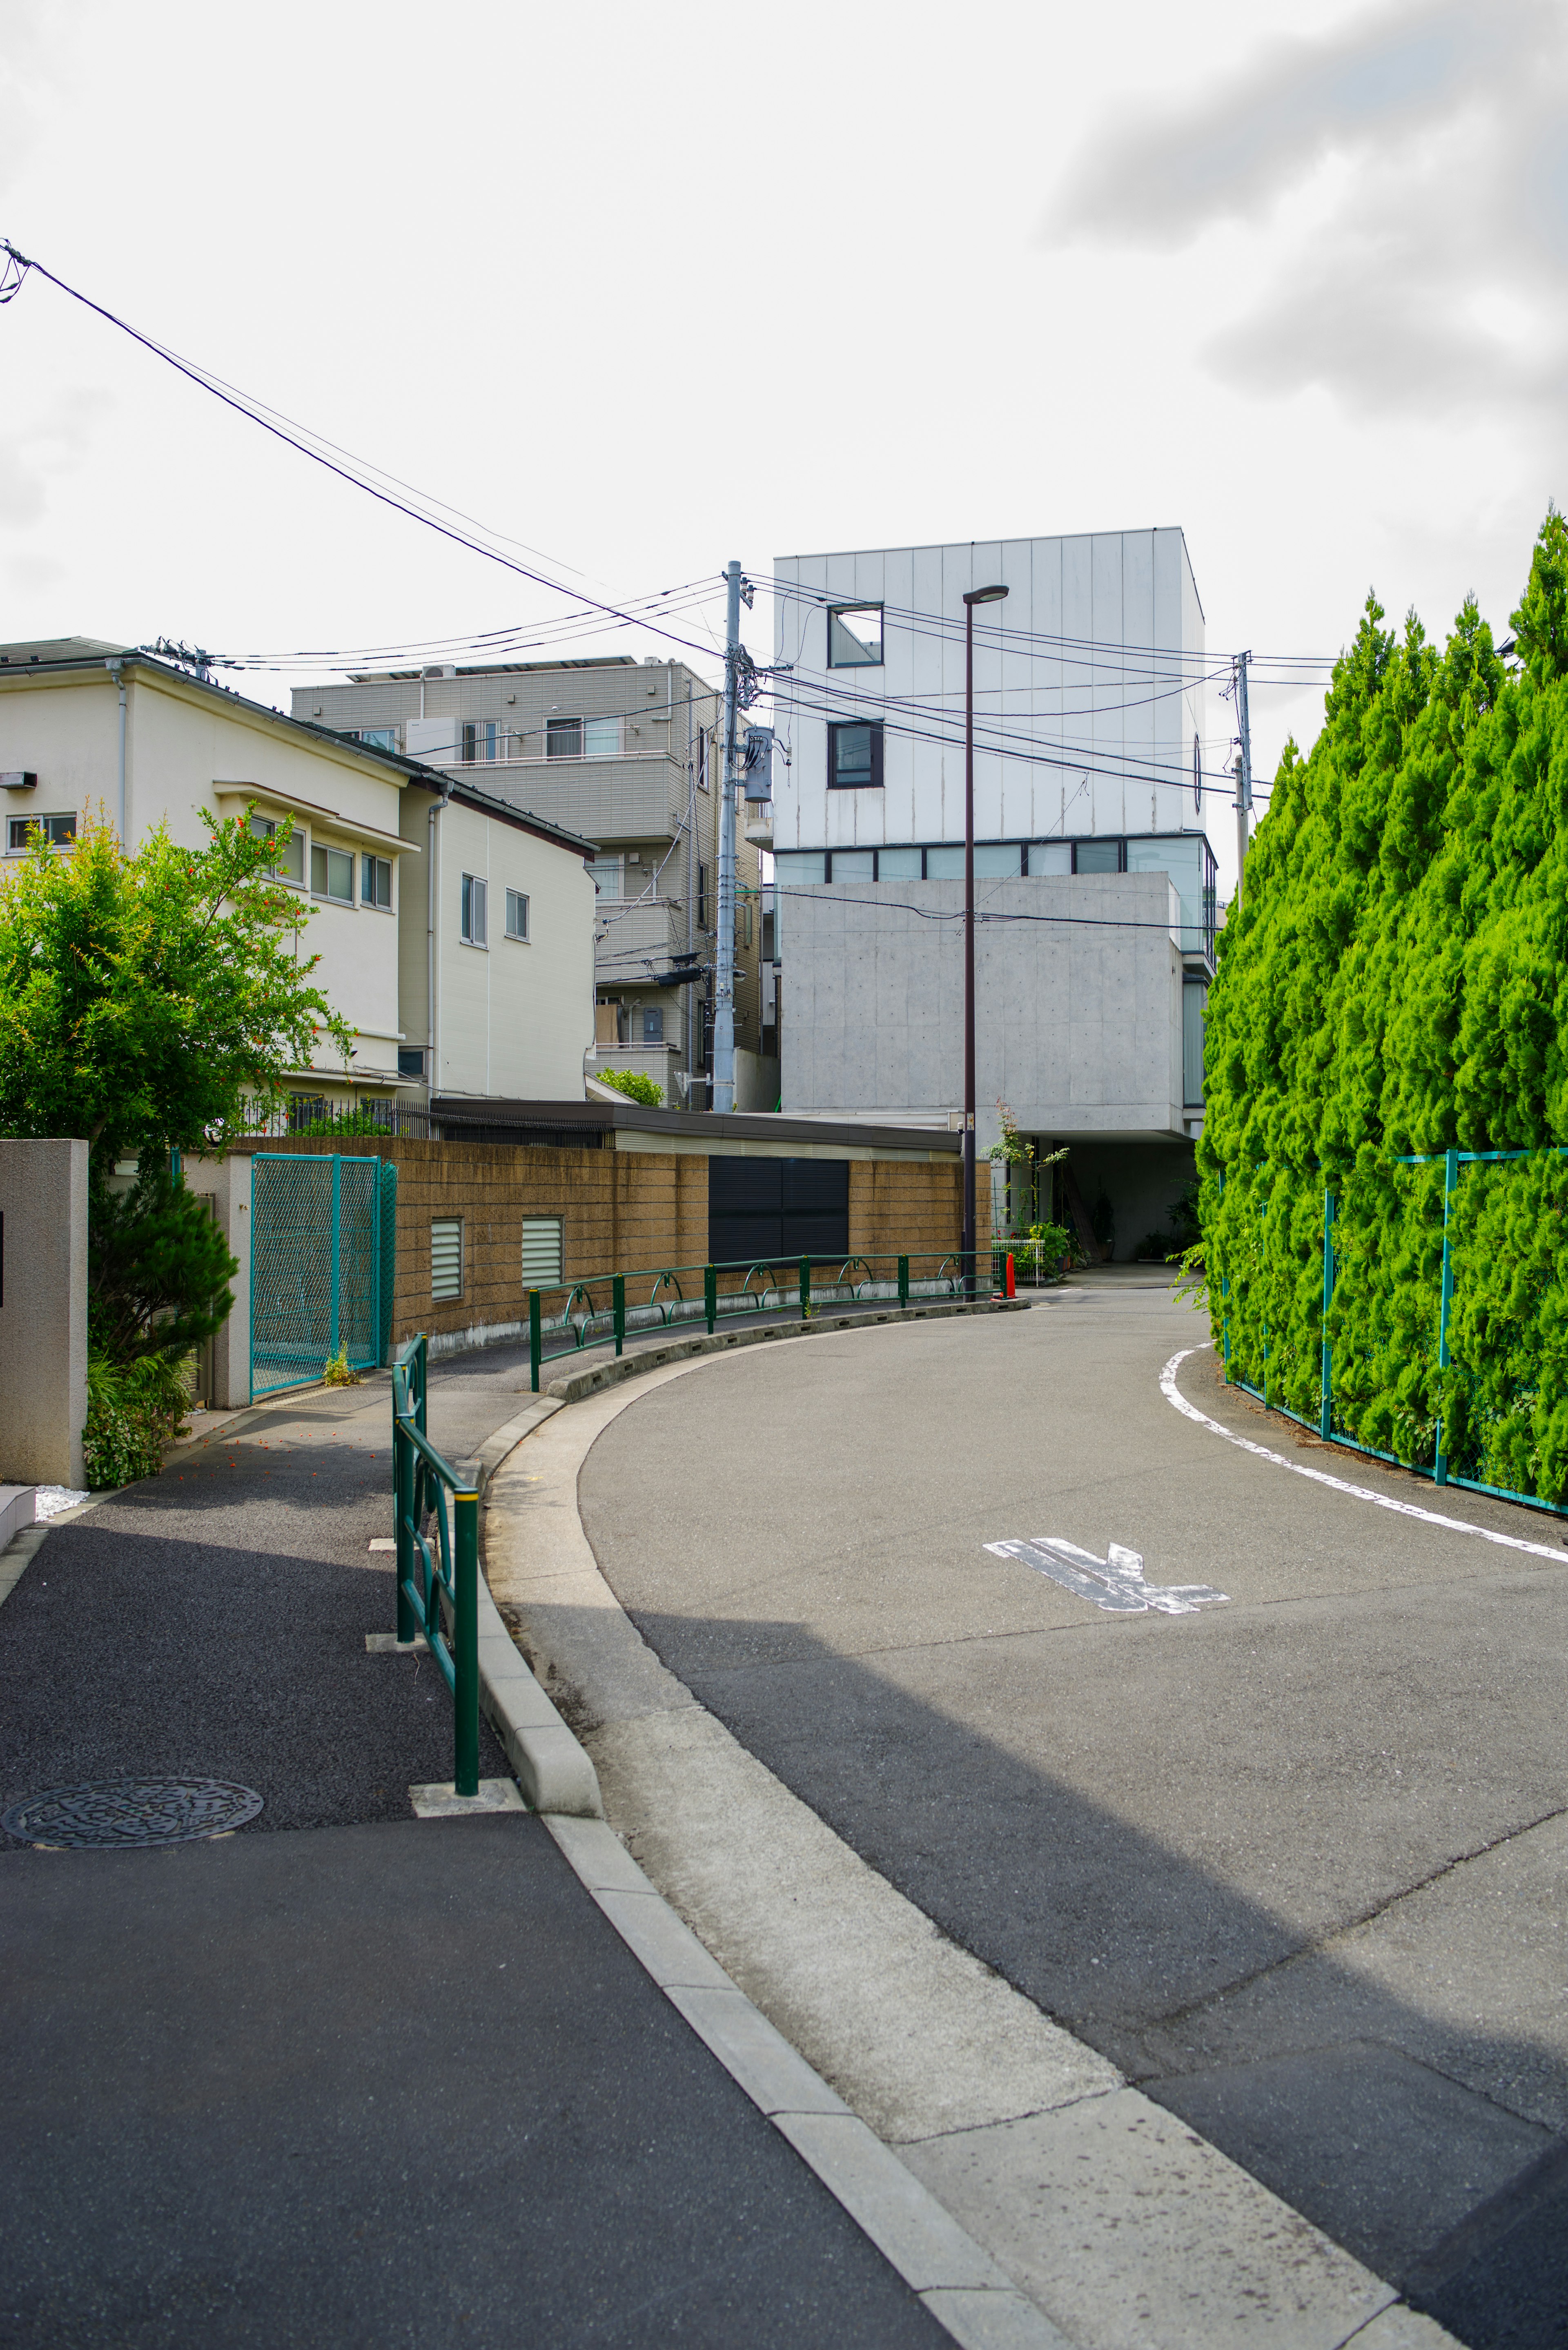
top-left (708, 1157), bottom-right (849, 1266)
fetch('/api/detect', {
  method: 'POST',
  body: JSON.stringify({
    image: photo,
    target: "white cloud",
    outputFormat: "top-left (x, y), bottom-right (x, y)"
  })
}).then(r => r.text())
top-left (1049, 0), bottom-right (1568, 426)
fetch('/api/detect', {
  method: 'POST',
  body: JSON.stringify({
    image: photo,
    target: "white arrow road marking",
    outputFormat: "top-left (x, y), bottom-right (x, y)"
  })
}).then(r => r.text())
top-left (985, 1535), bottom-right (1229, 1616)
top-left (1160, 1346), bottom-right (1568, 1564)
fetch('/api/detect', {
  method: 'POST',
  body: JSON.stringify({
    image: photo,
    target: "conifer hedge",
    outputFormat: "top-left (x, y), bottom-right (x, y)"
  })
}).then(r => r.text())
top-left (1199, 511), bottom-right (1568, 1504)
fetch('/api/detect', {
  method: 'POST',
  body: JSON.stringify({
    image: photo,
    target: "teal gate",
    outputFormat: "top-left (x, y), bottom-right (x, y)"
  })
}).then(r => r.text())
top-left (250, 1153), bottom-right (387, 1399)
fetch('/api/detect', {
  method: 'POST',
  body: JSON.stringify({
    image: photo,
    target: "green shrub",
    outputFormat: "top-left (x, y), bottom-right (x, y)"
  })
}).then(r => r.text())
top-left (597, 1068), bottom-right (664, 1107)
top-left (82, 1349), bottom-right (191, 1488)
top-left (1200, 509), bottom-right (1568, 1501)
top-left (323, 1342), bottom-right (361, 1388)
top-left (1007, 1221), bottom-right (1073, 1282)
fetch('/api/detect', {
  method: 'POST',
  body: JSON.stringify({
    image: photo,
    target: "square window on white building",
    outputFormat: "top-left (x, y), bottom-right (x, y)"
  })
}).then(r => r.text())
top-left (546, 717), bottom-right (582, 760)
top-left (8, 811), bottom-right (76, 852)
top-left (506, 889), bottom-right (529, 940)
top-left (828, 604), bottom-right (884, 667)
top-left (828, 722), bottom-right (882, 790)
top-left (461, 721), bottom-right (499, 763)
top-left (362, 855), bottom-right (392, 908)
top-left (311, 844), bottom-right (354, 902)
top-left (460, 873), bottom-right (488, 945)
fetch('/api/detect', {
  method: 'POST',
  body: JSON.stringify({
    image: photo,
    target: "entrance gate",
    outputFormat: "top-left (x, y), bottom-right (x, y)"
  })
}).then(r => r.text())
top-left (250, 1153), bottom-right (396, 1399)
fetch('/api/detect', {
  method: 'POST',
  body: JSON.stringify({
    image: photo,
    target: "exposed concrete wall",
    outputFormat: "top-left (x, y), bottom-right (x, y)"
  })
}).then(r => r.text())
top-left (780, 872), bottom-right (1187, 1147)
top-left (0, 1138), bottom-right (87, 1485)
top-left (733, 1049), bottom-right (781, 1112)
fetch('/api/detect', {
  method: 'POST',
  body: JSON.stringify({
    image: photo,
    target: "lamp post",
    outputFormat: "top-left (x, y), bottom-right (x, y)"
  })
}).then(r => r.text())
top-left (962, 582), bottom-right (1009, 1297)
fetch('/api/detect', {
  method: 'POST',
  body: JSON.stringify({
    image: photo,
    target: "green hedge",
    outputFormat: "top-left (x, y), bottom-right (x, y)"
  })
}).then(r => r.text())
top-left (1200, 511), bottom-right (1568, 1503)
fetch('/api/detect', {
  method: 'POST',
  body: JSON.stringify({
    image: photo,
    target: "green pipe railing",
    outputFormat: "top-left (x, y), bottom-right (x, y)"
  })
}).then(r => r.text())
top-left (392, 1334), bottom-right (479, 1796)
top-left (521, 1247), bottom-right (989, 1393)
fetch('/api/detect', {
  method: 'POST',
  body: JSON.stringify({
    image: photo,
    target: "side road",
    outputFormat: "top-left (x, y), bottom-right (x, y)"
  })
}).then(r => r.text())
top-left (0, 1369), bottom-right (952, 2348)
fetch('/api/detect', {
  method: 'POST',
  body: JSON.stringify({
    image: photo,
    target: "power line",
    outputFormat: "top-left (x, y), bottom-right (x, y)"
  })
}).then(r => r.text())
top-left (0, 239), bottom-right (726, 666)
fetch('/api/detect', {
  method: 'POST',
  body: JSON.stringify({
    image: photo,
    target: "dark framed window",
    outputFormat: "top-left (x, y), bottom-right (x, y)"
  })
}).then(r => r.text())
top-left (827, 604), bottom-right (884, 668)
top-left (546, 717), bottom-right (583, 760)
top-left (361, 854), bottom-right (392, 909)
top-left (828, 721), bottom-right (883, 790)
top-left (398, 1046), bottom-right (425, 1078)
top-left (1073, 838), bottom-right (1124, 874)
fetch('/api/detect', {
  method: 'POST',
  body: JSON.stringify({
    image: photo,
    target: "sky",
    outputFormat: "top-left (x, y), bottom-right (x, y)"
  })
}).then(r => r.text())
top-left (2, 0), bottom-right (1564, 899)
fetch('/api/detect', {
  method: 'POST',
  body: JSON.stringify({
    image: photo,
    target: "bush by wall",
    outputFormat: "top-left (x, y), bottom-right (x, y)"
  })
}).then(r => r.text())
top-left (1199, 511), bottom-right (1568, 1503)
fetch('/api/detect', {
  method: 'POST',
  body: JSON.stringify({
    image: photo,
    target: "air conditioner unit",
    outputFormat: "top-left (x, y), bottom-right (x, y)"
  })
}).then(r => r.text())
top-left (1, 772), bottom-right (38, 791)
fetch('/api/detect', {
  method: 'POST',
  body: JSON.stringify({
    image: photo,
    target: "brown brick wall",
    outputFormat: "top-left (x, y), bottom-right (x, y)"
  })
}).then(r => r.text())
top-left (241, 1135), bottom-right (974, 1344)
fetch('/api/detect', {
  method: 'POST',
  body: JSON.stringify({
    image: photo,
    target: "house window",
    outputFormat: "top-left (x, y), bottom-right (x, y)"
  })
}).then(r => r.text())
top-left (251, 814), bottom-right (305, 883)
top-left (546, 717), bottom-right (583, 760)
top-left (1074, 839), bottom-right (1123, 874)
top-left (398, 1046), bottom-right (426, 1078)
top-left (311, 844), bottom-right (354, 902)
top-left (588, 857), bottom-right (620, 899)
top-left (827, 604), bottom-right (884, 668)
top-left (584, 717), bottom-right (619, 758)
top-left (641, 1006), bottom-right (664, 1043)
top-left (697, 731), bottom-right (709, 792)
top-left (357, 727), bottom-right (400, 754)
top-left (8, 811), bottom-right (76, 852)
top-left (521, 1216), bottom-right (563, 1290)
top-left (698, 862), bottom-right (708, 928)
top-left (828, 722), bottom-right (883, 789)
top-left (461, 721), bottom-right (500, 763)
top-left (361, 855), bottom-right (392, 909)
top-left (506, 889), bottom-right (529, 940)
top-left (460, 873), bottom-right (488, 945)
top-left (1183, 981), bottom-right (1207, 1109)
top-left (431, 1219), bottom-right (463, 1302)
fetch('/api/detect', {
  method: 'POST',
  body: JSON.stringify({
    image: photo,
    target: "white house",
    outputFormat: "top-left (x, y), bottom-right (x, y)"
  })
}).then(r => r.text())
top-left (767, 533), bottom-right (1218, 1256)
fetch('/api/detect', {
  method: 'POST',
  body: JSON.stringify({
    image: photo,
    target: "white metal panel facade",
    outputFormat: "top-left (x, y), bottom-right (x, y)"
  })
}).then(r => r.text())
top-left (770, 530), bottom-right (1210, 859)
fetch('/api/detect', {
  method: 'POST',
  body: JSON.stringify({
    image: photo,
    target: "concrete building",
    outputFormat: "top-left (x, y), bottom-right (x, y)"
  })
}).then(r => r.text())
top-left (293, 655), bottom-right (773, 1110)
top-left (768, 533), bottom-right (1216, 1255)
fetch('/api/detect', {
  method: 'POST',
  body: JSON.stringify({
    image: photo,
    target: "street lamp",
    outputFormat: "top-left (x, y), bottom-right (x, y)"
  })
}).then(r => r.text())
top-left (962, 582), bottom-right (1009, 1297)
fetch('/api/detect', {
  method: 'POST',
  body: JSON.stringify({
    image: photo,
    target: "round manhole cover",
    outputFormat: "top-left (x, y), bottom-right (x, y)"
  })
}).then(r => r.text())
top-left (2, 1778), bottom-right (264, 1849)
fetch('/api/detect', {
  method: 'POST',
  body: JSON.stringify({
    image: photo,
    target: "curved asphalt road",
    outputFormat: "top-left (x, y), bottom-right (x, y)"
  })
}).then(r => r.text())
top-left (578, 1279), bottom-right (1568, 2350)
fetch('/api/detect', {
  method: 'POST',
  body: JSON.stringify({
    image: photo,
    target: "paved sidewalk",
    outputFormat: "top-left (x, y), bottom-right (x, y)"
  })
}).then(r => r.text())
top-left (0, 1370), bottom-right (947, 2348)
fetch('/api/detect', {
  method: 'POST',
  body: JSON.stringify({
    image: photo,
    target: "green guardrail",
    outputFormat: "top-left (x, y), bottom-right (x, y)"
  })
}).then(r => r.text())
top-left (392, 1333), bottom-right (479, 1795)
top-left (522, 1246), bottom-right (1013, 1393)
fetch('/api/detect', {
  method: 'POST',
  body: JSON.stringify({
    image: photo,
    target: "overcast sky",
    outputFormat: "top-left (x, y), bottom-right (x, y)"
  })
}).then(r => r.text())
top-left (3, 0), bottom-right (1563, 896)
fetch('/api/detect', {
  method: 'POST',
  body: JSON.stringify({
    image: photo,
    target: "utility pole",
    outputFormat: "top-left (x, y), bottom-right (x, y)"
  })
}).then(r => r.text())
top-left (1234, 649), bottom-right (1253, 910)
top-left (713, 558), bottom-right (743, 1114)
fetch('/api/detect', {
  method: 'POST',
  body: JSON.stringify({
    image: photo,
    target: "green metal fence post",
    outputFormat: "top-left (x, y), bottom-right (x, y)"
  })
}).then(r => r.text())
top-left (453, 1486), bottom-right (480, 1798)
top-left (1320, 1188), bottom-right (1335, 1439)
top-left (1434, 1146), bottom-right (1458, 1485)
top-left (612, 1273), bottom-right (626, 1357)
top-left (799, 1255), bottom-right (811, 1318)
top-left (393, 1364), bottom-right (418, 1646)
top-left (330, 1154), bottom-right (342, 1359)
top-left (528, 1289), bottom-right (541, 1392)
top-left (704, 1263), bottom-right (717, 1334)
top-left (898, 1254), bottom-right (909, 1309)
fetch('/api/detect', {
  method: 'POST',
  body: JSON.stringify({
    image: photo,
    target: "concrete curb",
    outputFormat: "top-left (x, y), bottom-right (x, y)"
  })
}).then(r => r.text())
top-left (540, 1296), bottom-right (1031, 1407)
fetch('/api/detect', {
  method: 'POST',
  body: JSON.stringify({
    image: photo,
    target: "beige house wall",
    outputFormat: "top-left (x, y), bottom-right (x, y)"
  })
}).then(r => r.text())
top-left (0, 665), bottom-right (410, 1099)
top-left (0, 1137), bottom-right (88, 1485)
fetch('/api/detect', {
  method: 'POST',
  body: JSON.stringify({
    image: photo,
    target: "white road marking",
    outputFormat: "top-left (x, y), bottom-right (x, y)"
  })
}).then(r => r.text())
top-left (1160, 1347), bottom-right (1568, 1564)
top-left (986, 1534), bottom-right (1228, 1615)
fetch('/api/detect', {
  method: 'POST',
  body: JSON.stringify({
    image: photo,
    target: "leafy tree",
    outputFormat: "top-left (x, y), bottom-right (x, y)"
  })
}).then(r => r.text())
top-left (596, 1067), bottom-right (664, 1107)
top-left (0, 809), bottom-right (352, 1421)
top-left (1198, 509), bottom-right (1568, 1502)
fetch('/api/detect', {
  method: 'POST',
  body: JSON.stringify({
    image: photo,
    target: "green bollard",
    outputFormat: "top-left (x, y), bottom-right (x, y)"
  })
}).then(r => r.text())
top-left (453, 1487), bottom-right (480, 1798)
top-left (394, 1387), bottom-right (418, 1646)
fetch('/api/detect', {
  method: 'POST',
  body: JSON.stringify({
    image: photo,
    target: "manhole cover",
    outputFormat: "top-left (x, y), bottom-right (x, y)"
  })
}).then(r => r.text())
top-left (1, 1777), bottom-right (264, 1849)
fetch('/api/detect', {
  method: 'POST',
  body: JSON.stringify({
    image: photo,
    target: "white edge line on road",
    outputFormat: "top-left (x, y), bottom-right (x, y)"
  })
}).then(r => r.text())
top-left (1160, 1348), bottom-right (1568, 1565)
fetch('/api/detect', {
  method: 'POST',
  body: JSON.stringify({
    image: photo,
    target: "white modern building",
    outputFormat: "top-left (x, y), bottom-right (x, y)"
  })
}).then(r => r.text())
top-left (768, 532), bottom-right (1217, 1257)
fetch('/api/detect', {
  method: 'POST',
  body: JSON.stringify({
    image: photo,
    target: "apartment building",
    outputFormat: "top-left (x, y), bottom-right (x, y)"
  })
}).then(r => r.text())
top-left (769, 531), bottom-right (1217, 1254)
top-left (294, 655), bottom-right (770, 1109)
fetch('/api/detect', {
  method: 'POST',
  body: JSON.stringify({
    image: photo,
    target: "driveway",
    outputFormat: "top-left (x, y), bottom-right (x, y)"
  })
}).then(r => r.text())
top-left (577, 1281), bottom-right (1568, 2350)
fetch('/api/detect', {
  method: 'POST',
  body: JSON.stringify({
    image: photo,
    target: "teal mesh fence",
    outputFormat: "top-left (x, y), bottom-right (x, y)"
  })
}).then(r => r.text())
top-left (250, 1153), bottom-right (384, 1398)
top-left (378, 1162), bottom-right (398, 1367)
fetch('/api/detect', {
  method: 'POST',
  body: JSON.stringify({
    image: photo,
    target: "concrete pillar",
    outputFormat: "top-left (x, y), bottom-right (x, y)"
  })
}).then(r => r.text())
top-left (0, 1138), bottom-right (89, 1487)
top-left (184, 1152), bottom-right (252, 1408)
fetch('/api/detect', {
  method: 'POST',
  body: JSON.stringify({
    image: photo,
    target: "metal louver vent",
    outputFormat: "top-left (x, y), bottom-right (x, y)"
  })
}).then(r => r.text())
top-left (521, 1217), bottom-right (562, 1289)
top-left (431, 1218), bottom-right (463, 1301)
